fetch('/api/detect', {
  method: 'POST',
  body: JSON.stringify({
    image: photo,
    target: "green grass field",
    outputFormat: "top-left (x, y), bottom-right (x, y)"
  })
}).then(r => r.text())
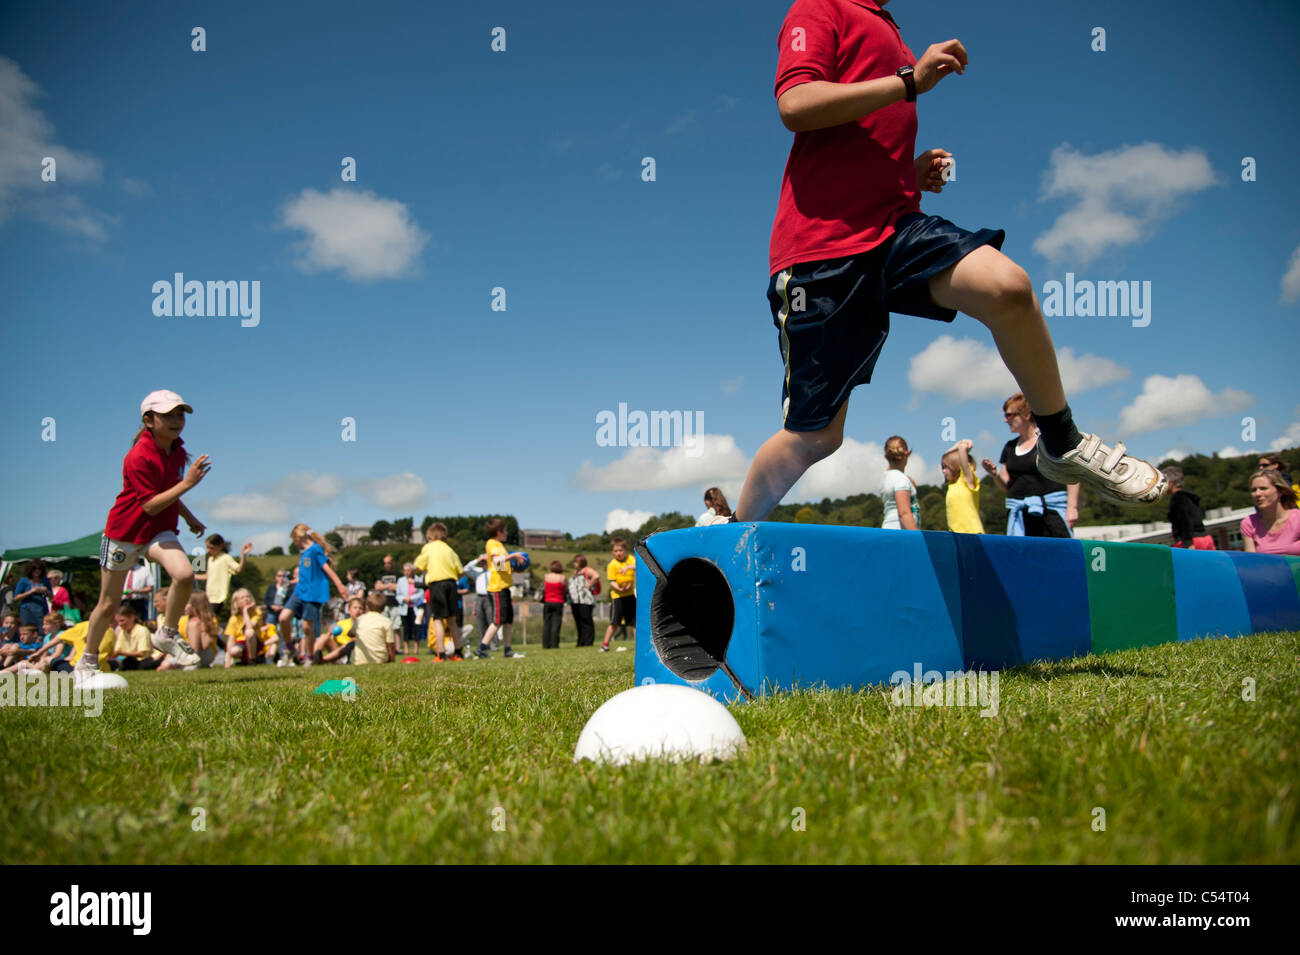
top-left (3, 631), bottom-right (1297, 864)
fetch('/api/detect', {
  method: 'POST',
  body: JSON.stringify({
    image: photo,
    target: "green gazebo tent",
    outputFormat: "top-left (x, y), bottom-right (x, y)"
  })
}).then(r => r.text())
top-left (0, 532), bottom-right (162, 621)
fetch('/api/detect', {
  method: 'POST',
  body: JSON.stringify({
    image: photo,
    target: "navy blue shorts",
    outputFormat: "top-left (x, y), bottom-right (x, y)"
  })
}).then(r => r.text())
top-left (284, 593), bottom-right (323, 624)
top-left (768, 213), bottom-right (1005, 432)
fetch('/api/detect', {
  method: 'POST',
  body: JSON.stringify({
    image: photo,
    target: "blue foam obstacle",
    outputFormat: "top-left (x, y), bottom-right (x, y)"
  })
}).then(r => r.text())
top-left (633, 524), bottom-right (1300, 702)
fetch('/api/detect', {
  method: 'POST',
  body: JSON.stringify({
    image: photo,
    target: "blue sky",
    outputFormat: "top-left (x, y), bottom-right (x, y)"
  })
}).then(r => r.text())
top-left (2, 0), bottom-right (1298, 553)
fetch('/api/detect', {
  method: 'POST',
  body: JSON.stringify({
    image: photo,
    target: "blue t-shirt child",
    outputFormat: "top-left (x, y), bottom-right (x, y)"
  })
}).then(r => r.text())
top-left (296, 543), bottom-right (330, 603)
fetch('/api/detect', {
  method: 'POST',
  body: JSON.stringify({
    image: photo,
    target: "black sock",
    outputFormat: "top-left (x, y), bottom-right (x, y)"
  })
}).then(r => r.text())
top-left (1032, 404), bottom-right (1083, 457)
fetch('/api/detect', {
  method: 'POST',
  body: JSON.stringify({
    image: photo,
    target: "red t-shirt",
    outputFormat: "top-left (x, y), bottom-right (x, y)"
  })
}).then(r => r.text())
top-left (103, 432), bottom-right (188, 544)
top-left (769, 0), bottom-right (921, 275)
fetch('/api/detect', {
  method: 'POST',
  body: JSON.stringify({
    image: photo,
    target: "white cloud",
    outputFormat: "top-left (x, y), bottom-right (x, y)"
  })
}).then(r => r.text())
top-left (1282, 243), bottom-right (1300, 304)
top-left (1270, 421), bottom-right (1300, 452)
top-left (1218, 445), bottom-right (1249, 458)
top-left (278, 187), bottom-right (428, 280)
top-left (208, 470), bottom-right (425, 525)
top-left (792, 437), bottom-right (929, 501)
top-left (604, 509), bottom-right (654, 533)
top-left (1156, 448), bottom-right (1192, 463)
top-left (1034, 143), bottom-right (1216, 264)
top-left (248, 530), bottom-right (289, 555)
top-left (1119, 374), bottom-right (1253, 435)
top-left (352, 472), bottom-right (428, 510)
top-left (0, 57), bottom-right (109, 238)
top-left (572, 434), bottom-right (749, 492)
top-left (666, 109), bottom-right (697, 136)
top-left (908, 335), bottom-right (1128, 403)
top-left (209, 492), bottom-right (290, 524)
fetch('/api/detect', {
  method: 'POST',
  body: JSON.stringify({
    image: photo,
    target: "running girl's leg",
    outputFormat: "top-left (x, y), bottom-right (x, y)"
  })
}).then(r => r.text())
top-left (83, 566), bottom-right (132, 659)
top-left (147, 538), bottom-right (196, 630)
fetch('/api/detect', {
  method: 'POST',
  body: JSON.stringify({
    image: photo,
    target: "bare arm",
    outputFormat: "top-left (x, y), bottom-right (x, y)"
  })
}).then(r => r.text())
top-left (143, 455), bottom-right (210, 515)
top-left (325, 564), bottom-right (348, 597)
top-left (777, 77), bottom-right (908, 132)
top-left (896, 490), bottom-right (919, 531)
top-left (981, 458), bottom-right (1009, 491)
top-left (1066, 484), bottom-right (1079, 526)
top-left (777, 39), bottom-right (968, 132)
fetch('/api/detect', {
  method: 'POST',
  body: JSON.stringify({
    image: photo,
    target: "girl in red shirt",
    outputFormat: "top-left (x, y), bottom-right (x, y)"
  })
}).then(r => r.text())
top-left (75, 390), bottom-right (211, 683)
top-left (541, 560), bottom-right (567, 649)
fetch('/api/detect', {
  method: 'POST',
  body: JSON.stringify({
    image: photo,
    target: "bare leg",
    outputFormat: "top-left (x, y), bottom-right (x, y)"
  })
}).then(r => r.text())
top-left (147, 540), bottom-right (196, 630)
top-left (735, 400), bottom-right (850, 521)
top-left (927, 246), bottom-right (1067, 416)
top-left (85, 567), bottom-right (131, 657)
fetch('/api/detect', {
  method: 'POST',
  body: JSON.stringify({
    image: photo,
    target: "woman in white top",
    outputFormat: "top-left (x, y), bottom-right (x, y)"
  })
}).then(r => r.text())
top-left (696, 487), bottom-right (734, 526)
top-left (880, 435), bottom-right (920, 530)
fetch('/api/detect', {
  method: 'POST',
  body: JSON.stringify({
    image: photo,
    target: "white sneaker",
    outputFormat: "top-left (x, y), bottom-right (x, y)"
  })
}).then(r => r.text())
top-left (276, 658), bottom-right (286, 668)
top-left (72, 659), bottom-right (96, 687)
top-left (1035, 433), bottom-right (1166, 505)
top-left (151, 626), bottom-right (201, 667)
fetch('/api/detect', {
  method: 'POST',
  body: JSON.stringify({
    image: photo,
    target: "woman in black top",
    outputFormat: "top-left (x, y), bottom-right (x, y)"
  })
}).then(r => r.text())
top-left (981, 392), bottom-right (1077, 537)
top-left (1163, 466), bottom-right (1213, 549)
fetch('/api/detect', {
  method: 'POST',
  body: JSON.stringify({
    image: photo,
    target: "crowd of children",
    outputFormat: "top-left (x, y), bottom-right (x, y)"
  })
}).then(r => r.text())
top-left (0, 523), bottom-right (641, 676)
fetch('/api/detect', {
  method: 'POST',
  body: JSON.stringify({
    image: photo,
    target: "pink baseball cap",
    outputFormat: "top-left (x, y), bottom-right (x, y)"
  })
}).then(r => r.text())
top-left (140, 390), bottom-right (194, 416)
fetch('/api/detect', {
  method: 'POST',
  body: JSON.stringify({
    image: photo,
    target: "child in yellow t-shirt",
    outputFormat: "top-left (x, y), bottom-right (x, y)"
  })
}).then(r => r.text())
top-left (224, 588), bottom-right (277, 667)
top-left (601, 537), bottom-right (636, 652)
top-left (318, 597), bottom-right (363, 663)
top-left (475, 518), bottom-right (524, 659)
top-left (415, 522), bottom-right (465, 660)
top-left (942, 439), bottom-right (984, 535)
top-left (111, 605), bottom-right (163, 670)
top-left (352, 593), bottom-right (395, 665)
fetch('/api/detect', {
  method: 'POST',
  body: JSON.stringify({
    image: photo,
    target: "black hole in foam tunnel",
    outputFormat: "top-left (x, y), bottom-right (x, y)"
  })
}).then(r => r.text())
top-left (650, 557), bottom-right (734, 682)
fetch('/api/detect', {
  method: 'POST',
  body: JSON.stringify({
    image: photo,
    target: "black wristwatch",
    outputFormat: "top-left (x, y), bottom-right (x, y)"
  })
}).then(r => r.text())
top-left (896, 64), bottom-right (916, 102)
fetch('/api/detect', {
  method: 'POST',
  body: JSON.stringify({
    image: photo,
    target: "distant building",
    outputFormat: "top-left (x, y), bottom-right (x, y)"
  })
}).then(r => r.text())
top-left (521, 528), bottom-right (566, 549)
top-left (1073, 506), bottom-right (1252, 550)
top-left (329, 524), bottom-right (372, 548)
top-left (328, 524), bottom-right (426, 547)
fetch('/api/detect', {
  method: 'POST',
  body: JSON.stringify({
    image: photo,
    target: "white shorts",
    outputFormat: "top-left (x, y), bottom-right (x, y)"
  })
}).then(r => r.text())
top-left (100, 531), bottom-right (180, 571)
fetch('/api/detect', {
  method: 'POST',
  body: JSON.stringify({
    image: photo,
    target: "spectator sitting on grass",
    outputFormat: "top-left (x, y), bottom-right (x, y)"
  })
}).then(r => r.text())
top-left (352, 592), bottom-right (395, 666)
top-left (1, 623), bottom-right (41, 668)
top-left (225, 588), bottom-right (275, 667)
top-left (183, 591), bottom-right (220, 669)
top-left (2, 613), bottom-right (73, 674)
top-left (112, 605), bottom-right (163, 671)
top-left (315, 596), bottom-right (361, 664)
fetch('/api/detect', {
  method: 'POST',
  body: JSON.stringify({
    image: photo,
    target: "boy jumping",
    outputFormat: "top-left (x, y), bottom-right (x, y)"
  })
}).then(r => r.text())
top-left (732, 0), bottom-right (1165, 523)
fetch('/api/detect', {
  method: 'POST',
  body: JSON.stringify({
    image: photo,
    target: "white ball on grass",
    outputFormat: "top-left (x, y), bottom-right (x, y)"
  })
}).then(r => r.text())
top-left (574, 684), bottom-right (747, 766)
